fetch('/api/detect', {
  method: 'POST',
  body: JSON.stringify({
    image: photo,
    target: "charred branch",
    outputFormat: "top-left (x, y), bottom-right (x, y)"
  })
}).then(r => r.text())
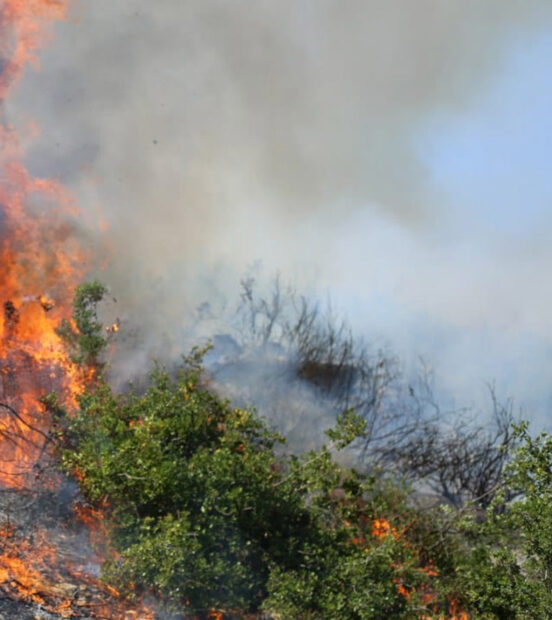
top-left (379, 383), bottom-right (518, 509)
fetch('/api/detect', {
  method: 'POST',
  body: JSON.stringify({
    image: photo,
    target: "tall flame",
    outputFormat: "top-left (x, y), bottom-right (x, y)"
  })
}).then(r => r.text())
top-left (0, 0), bottom-right (86, 488)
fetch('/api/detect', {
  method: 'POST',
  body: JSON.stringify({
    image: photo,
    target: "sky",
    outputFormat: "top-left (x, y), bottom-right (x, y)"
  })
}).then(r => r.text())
top-left (330, 28), bottom-right (552, 420)
top-left (423, 30), bottom-right (552, 236)
top-left (7, 1), bottom-right (552, 427)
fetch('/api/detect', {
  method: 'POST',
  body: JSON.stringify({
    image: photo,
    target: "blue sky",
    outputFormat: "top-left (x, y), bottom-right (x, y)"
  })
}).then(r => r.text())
top-left (422, 29), bottom-right (552, 421)
top-left (419, 29), bottom-right (552, 240)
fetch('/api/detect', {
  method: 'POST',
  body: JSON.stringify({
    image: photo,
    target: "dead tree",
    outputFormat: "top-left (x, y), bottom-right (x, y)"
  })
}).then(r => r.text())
top-left (379, 375), bottom-right (518, 509)
top-left (234, 276), bottom-right (412, 453)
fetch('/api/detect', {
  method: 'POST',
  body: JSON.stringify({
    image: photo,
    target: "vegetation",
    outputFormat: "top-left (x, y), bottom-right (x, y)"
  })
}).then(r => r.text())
top-left (53, 282), bottom-right (552, 618)
top-left (56, 280), bottom-right (108, 367)
top-left (232, 277), bottom-right (518, 509)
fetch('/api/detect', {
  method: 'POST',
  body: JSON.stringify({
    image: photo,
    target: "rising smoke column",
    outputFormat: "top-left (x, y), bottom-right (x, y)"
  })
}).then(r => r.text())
top-left (11, 0), bottom-right (552, 383)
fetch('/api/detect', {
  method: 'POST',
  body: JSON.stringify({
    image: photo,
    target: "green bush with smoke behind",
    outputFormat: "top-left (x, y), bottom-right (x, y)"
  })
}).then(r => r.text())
top-left (53, 282), bottom-right (552, 619)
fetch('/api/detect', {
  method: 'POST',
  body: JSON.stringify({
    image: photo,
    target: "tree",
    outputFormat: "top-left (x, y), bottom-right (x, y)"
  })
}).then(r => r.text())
top-left (381, 376), bottom-right (518, 509)
top-left (231, 276), bottom-right (413, 458)
top-left (55, 284), bottom-right (457, 617)
top-left (445, 422), bottom-right (552, 619)
top-left (60, 348), bottom-right (446, 617)
top-left (231, 276), bottom-right (518, 510)
top-left (56, 280), bottom-right (108, 368)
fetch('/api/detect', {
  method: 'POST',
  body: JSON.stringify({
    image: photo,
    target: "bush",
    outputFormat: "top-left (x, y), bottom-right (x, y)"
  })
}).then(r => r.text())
top-left (62, 351), bottom-right (442, 616)
top-left (55, 282), bottom-right (552, 618)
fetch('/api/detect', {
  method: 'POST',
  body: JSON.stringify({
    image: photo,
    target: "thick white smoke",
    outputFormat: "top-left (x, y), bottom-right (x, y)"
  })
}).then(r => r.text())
top-left (5, 0), bottom-right (552, 424)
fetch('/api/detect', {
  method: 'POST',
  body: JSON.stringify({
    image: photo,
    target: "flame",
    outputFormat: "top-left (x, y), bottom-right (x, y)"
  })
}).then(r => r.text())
top-left (0, 523), bottom-right (155, 618)
top-left (73, 502), bottom-right (112, 562)
top-left (38, 294), bottom-right (55, 312)
top-left (0, 0), bottom-right (69, 99)
top-left (447, 597), bottom-right (469, 620)
top-left (0, 3), bottom-right (472, 618)
top-left (106, 319), bottom-right (120, 333)
top-left (371, 518), bottom-right (401, 541)
top-left (365, 519), bottom-right (468, 618)
top-left (0, 0), bottom-right (85, 488)
top-left (0, 3), bottom-right (154, 617)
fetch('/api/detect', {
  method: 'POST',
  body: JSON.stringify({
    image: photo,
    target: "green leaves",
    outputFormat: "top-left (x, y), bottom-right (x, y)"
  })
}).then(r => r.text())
top-left (57, 280), bottom-right (108, 367)
top-left (325, 408), bottom-right (367, 449)
top-left (61, 346), bottom-right (434, 617)
top-left (62, 357), bottom-right (296, 611)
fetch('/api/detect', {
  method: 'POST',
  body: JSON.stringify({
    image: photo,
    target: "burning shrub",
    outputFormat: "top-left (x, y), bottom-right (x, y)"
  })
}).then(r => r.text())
top-left (56, 337), bottom-right (440, 616)
top-left (49, 282), bottom-right (552, 619)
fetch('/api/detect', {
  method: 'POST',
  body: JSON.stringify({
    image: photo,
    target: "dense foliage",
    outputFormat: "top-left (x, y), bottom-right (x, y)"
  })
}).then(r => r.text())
top-left (60, 350), bottom-right (441, 617)
top-left (55, 283), bottom-right (552, 619)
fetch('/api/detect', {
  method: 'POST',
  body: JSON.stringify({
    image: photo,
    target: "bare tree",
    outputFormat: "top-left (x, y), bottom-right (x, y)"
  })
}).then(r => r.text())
top-left (234, 276), bottom-right (411, 452)
top-left (226, 276), bottom-right (519, 509)
top-left (380, 374), bottom-right (518, 509)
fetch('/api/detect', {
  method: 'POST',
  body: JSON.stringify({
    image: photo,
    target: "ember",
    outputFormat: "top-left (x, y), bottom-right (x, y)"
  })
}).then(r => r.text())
top-left (106, 320), bottom-right (120, 334)
top-left (39, 295), bottom-right (55, 312)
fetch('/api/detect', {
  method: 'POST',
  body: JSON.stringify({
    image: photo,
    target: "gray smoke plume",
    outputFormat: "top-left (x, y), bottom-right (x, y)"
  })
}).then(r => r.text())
top-left (5, 1), bottom-right (552, 422)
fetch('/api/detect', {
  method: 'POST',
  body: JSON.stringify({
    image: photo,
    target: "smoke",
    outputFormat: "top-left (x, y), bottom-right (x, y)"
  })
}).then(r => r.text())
top-left (5, 1), bottom-right (552, 421)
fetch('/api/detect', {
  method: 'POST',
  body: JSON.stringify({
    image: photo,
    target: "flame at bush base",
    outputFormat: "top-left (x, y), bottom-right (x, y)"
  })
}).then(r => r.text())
top-left (0, 522), bottom-right (155, 618)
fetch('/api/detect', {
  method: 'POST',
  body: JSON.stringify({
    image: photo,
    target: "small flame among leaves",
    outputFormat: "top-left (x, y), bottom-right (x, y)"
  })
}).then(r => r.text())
top-left (106, 319), bottom-right (120, 334)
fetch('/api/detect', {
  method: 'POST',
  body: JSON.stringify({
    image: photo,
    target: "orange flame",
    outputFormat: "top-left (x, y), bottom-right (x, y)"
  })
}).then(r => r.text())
top-left (38, 294), bottom-right (55, 312)
top-left (0, 0), bottom-right (69, 99)
top-left (447, 597), bottom-right (469, 620)
top-left (106, 319), bottom-right (120, 333)
top-left (0, 3), bottom-right (153, 617)
top-left (371, 518), bottom-right (401, 541)
top-left (0, 524), bottom-right (155, 618)
top-left (0, 0), bottom-right (86, 488)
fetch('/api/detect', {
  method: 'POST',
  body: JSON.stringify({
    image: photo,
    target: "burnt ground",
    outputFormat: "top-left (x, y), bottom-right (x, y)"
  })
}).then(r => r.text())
top-left (0, 480), bottom-right (155, 619)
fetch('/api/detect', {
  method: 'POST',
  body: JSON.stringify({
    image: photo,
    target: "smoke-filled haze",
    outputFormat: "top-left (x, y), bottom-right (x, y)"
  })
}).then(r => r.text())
top-left (6, 1), bottom-right (552, 425)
